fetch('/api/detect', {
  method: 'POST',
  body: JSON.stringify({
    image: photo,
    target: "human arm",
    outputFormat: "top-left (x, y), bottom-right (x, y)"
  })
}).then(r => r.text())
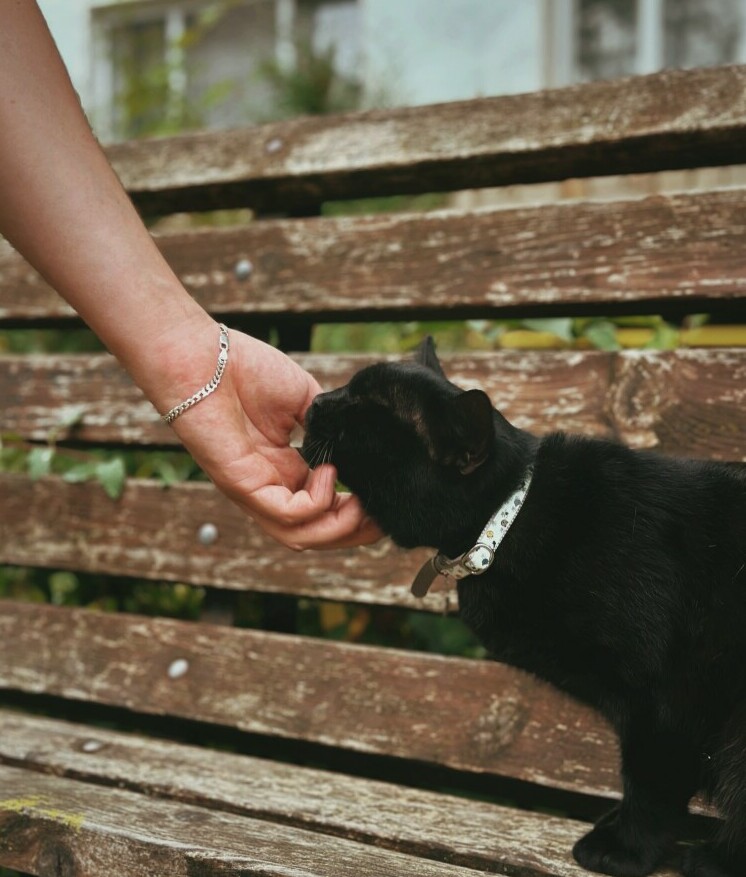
top-left (0, 0), bottom-right (381, 550)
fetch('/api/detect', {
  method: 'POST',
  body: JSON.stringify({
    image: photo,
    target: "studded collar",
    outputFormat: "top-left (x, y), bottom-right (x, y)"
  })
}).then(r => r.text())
top-left (411, 466), bottom-right (533, 598)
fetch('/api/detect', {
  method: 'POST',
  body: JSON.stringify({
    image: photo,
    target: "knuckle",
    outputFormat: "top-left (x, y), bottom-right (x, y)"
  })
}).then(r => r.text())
top-left (280, 510), bottom-right (300, 528)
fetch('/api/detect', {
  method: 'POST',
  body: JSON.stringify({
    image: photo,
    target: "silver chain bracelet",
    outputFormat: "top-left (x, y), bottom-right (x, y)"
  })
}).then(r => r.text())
top-left (162, 323), bottom-right (230, 426)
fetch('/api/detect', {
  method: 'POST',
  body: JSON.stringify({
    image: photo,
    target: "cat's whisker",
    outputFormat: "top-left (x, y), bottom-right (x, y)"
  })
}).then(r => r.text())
top-left (312, 443), bottom-right (326, 469)
top-left (304, 437), bottom-right (328, 469)
top-left (320, 440), bottom-right (331, 466)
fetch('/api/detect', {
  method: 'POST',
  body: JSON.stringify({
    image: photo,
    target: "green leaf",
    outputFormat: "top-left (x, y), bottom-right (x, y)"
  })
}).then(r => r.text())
top-left (49, 571), bottom-right (80, 606)
top-left (27, 446), bottom-right (55, 480)
top-left (645, 323), bottom-right (680, 350)
top-left (520, 318), bottom-right (575, 342)
top-left (583, 320), bottom-right (621, 351)
top-left (154, 460), bottom-right (180, 487)
top-left (95, 458), bottom-right (126, 500)
top-left (62, 462), bottom-right (97, 483)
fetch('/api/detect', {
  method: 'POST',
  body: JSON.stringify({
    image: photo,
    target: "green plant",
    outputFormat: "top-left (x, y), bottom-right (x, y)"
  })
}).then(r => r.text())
top-left (110, 2), bottom-right (241, 139)
top-left (258, 39), bottom-right (362, 118)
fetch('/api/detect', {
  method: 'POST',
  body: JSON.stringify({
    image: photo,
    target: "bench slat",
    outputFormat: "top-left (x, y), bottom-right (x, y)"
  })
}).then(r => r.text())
top-left (0, 350), bottom-right (616, 444)
top-left (0, 710), bottom-right (605, 877)
top-left (102, 65), bottom-right (746, 215)
top-left (0, 764), bottom-right (502, 877)
top-left (1, 472), bottom-right (436, 608)
top-left (2, 350), bottom-right (744, 459)
top-left (3, 189), bottom-right (746, 323)
top-left (0, 601), bottom-right (620, 798)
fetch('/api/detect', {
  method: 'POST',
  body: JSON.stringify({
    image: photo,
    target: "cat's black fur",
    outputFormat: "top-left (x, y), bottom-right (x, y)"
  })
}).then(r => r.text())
top-left (301, 339), bottom-right (746, 877)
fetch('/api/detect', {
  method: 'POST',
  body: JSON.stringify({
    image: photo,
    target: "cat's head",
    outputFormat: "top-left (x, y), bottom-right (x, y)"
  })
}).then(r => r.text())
top-left (302, 338), bottom-right (527, 550)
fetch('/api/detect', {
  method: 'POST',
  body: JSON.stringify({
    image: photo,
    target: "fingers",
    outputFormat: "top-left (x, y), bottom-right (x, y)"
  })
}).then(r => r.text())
top-left (225, 461), bottom-right (383, 550)
top-left (254, 495), bottom-right (384, 551)
top-left (241, 463), bottom-right (338, 526)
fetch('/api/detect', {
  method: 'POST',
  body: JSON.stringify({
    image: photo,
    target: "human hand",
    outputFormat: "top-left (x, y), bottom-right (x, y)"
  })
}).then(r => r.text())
top-left (161, 323), bottom-right (383, 551)
top-left (0, 3), bottom-right (377, 552)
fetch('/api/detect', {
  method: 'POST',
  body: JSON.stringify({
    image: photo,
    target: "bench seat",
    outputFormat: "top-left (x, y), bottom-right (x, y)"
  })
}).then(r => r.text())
top-left (1, 63), bottom-right (744, 876)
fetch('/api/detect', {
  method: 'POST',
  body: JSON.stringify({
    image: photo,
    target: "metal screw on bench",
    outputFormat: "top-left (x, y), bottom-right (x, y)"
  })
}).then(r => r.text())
top-left (234, 258), bottom-right (253, 281)
top-left (198, 522), bottom-right (219, 546)
top-left (81, 739), bottom-right (104, 753)
top-left (265, 137), bottom-right (283, 154)
top-left (168, 658), bottom-right (190, 680)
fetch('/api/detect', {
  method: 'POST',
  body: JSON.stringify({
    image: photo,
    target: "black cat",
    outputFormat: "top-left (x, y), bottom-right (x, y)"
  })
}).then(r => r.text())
top-left (301, 338), bottom-right (746, 877)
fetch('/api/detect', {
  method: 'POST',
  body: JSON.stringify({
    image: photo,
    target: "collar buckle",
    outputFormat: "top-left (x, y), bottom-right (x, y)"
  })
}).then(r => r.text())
top-left (462, 544), bottom-right (495, 575)
top-left (410, 465), bottom-right (533, 599)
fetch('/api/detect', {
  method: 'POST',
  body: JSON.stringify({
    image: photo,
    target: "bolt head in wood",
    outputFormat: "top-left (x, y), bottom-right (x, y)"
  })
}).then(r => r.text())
top-left (234, 258), bottom-right (253, 280)
top-left (168, 658), bottom-right (189, 679)
top-left (198, 522), bottom-right (219, 545)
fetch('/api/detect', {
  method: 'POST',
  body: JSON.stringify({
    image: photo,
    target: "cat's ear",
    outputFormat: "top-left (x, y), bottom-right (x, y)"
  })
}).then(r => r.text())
top-left (450, 389), bottom-right (494, 475)
top-left (414, 335), bottom-right (446, 378)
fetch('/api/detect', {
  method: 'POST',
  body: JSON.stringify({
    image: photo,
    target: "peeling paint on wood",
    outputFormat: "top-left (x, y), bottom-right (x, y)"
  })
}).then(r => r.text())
top-left (100, 66), bottom-right (746, 215)
top-left (2, 189), bottom-right (746, 322)
top-left (0, 764), bottom-right (506, 877)
top-left (0, 472), bottom-right (442, 607)
top-left (1, 350), bottom-right (744, 459)
top-left (0, 601), bottom-right (621, 798)
top-left (0, 710), bottom-right (631, 877)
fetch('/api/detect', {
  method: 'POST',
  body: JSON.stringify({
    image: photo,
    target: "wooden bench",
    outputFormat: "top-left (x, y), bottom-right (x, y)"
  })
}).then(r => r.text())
top-left (1, 64), bottom-right (745, 877)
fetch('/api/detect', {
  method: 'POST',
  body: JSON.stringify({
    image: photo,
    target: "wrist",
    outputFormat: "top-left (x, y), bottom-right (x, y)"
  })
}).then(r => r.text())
top-left (161, 323), bottom-right (230, 425)
top-left (145, 312), bottom-right (225, 417)
top-left (103, 290), bottom-right (220, 415)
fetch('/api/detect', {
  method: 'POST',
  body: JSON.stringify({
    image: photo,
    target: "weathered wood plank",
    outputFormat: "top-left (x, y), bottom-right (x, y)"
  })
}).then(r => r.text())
top-left (0, 472), bottom-right (440, 608)
top-left (0, 764), bottom-right (501, 877)
top-left (1, 349), bottom-right (744, 459)
top-left (0, 349), bottom-right (612, 445)
top-left (102, 65), bottom-right (746, 215)
top-left (0, 601), bottom-right (621, 797)
top-left (3, 188), bottom-right (746, 322)
top-left (0, 711), bottom-right (610, 877)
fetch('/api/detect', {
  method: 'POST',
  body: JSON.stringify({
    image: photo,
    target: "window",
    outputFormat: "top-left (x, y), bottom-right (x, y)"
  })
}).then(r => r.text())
top-left (108, 16), bottom-right (169, 138)
top-left (296, 0), bottom-right (361, 81)
top-left (664, 0), bottom-right (743, 68)
top-left (92, 0), bottom-right (361, 141)
top-left (577, 0), bottom-right (638, 80)
top-left (550, 0), bottom-right (746, 86)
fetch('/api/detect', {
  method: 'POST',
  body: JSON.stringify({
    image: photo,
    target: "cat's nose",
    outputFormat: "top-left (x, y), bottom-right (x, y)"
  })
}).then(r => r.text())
top-left (307, 388), bottom-right (347, 425)
top-left (305, 390), bottom-right (343, 438)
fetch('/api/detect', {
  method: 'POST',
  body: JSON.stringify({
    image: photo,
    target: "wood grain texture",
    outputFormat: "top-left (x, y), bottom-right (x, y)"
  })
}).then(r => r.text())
top-left (1, 350), bottom-right (744, 460)
top-left (101, 65), bottom-right (746, 215)
top-left (0, 711), bottom-right (610, 877)
top-left (0, 764), bottom-right (500, 877)
top-left (0, 601), bottom-right (621, 797)
top-left (2, 188), bottom-right (746, 322)
top-left (0, 472), bottom-right (441, 609)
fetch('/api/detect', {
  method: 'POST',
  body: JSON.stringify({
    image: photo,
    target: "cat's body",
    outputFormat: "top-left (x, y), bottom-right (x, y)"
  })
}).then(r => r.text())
top-left (302, 340), bottom-right (746, 877)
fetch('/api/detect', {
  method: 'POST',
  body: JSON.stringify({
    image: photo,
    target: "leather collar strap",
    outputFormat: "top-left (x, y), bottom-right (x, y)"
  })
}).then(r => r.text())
top-left (411, 467), bottom-right (533, 598)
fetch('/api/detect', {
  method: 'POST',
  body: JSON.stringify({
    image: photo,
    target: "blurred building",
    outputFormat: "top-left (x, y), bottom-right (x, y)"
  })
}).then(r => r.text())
top-left (39, 0), bottom-right (746, 200)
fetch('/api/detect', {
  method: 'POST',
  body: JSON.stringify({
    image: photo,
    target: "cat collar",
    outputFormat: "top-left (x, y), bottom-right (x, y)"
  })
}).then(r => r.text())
top-left (411, 467), bottom-right (533, 598)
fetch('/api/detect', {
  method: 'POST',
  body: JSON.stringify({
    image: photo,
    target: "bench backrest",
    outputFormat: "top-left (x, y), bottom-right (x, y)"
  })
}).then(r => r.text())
top-left (1, 64), bottom-right (745, 812)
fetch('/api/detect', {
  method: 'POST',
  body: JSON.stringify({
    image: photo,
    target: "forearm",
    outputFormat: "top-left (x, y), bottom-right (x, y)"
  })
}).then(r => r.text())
top-left (0, 1), bottom-right (213, 411)
top-left (0, 3), bottom-right (380, 549)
